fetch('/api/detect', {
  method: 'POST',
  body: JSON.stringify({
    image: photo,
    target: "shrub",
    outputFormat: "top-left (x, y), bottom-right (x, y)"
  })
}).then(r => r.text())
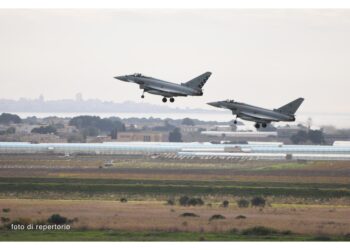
top-left (235, 215), bottom-right (246, 219)
top-left (179, 196), bottom-right (189, 206)
top-left (187, 198), bottom-right (204, 206)
top-left (166, 199), bottom-right (175, 206)
top-left (180, 212), bottom-right (199, 217)
top-left (2, 208), bottom-right (10, 213)
top-left (251, 197), bottom-right (266, 207)
top-left (120, 198), bottom-right (128, 203)
top-left (281, 230), bottom-right (292, 235)
top-left (222, 200), bottom-right (229, 208)
top-left (1, 217), bottom-right (10, 223)
top-left (209, 214), bottom-right (226, 221)
top-left (312, 235), bottom-right (332, 241)
top-left (179, 196), bottom-right (204, 206)
top-left (241, 226), bottom-right (278, 236)
top-left (237, 199), bottom-right (249, 208)
top-left (47, 214), bottom-right (68, 225)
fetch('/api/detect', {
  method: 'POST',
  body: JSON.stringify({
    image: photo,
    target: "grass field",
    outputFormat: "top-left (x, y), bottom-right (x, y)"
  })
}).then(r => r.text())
top-left (0, 176), bottom-right (349, 200)
top-left (1, 154), bottom-right (350, 241)
top-left (1, 229), bottom-right (349, 241)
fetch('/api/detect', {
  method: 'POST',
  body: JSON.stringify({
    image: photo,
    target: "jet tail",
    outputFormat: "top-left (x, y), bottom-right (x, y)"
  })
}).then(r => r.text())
top-left (182, 72), bottom-right (212, 90)
top-left (276, 98), bottom-right (304, 115)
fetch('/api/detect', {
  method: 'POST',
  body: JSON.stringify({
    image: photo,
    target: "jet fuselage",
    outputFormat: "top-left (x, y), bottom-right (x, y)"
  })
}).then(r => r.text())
top-left (114, 74), bottom-right (203, 98)
top-left (209, 100), bottom-right (294, 123)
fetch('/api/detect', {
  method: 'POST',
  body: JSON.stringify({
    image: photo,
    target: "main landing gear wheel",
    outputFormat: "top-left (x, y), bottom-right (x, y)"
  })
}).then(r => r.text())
top-left (141, 95), bottom-right (144, 99)
top-left (170, 97), bottom-right (175, 103)
top-left (262, 123), bottom-right (267, 128)
top-left (254, 123), bottom-right (260, 129)
top-left (162, 97), bottom-right (167, 103)
top-left (233, 120), bottom-right (237, 125)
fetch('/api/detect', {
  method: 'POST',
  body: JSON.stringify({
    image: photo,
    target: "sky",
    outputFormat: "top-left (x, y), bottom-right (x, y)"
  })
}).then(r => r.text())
top-left (1, 9), bottom-right (350, 113)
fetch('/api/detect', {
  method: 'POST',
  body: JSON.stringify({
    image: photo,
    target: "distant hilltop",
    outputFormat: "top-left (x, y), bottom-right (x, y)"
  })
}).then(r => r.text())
top-left (0, 97), bottom-right (217, 114)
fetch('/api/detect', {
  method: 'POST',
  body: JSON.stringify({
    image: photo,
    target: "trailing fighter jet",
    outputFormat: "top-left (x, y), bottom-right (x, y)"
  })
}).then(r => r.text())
top-left (207, 98), bottom-right (304, 129)
top-left (114, 72), bottom-right (212, 103)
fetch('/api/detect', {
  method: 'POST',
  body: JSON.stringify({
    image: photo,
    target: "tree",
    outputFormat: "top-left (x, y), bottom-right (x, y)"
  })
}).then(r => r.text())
top-left (169, 128), bottom-right (182, 142)
top-left (110, 128), bottom-right (118, 139)
top-left (67, 133), bottom-right (85, 143)
top-left (290, 130), bottom-right (308, 144)
top-left (69, 116), bottom-right (125, 136)
top-left (82, 127), bottom-right (99, 137)
top-left (152, 121), bottom-right (175, 132)
top-left (0, 113), bottom-right (21, 124)
top-left (308, 129), bottom-right (325, 144)
top-left (6, 127), bottom-right (16, 134)
top-left (290, 129), bottom-right (325, 145)
top-left (182, 117), bottom-right (195, 126)
top-left (31, 125), bottom-right (57, 134)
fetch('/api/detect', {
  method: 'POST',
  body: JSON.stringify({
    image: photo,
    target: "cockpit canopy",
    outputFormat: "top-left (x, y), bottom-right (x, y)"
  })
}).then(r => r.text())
top-left (226, 99), bottom-right (234, 103)
top-left (133, 73), bottom-right (142, 77)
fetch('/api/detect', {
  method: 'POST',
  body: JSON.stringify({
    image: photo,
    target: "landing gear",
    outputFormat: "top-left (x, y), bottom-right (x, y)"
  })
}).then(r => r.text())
top-left (170, 97), bottom-right (175, 103)
top-left (162, 97), bottom-right (167, 103)
top-left (233, 120), bottom-right (237, 125)
top-left (254, 123), bottom-right (260, 129)
top-left (262, 123), bottom-right (267, 128)
top-left (141, 94), bottom-right (144, 99)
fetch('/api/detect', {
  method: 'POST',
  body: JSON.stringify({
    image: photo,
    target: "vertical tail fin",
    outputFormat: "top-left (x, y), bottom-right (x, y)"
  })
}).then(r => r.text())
top-left (276, 98), bottom-right (304, 115)
top-left (182, 72), bottom-right (212, 90)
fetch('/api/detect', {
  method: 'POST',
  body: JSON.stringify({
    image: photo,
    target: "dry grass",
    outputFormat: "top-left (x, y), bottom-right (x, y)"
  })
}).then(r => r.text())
top-left (1, 198), bottom-right (350, 236)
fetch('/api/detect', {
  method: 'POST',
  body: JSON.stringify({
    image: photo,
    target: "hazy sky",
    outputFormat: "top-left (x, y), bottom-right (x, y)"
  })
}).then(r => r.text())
top-left (1, 9), bottom-right (350, 113)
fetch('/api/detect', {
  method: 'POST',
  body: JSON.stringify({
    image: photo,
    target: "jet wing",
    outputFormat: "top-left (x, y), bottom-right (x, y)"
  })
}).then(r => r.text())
top-left (238, 111), bottom-right (280, 122)
top-left (143, 84), bottom-right (189, 96)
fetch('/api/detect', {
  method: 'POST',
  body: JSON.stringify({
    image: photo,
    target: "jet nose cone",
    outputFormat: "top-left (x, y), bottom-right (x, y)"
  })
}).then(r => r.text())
top-left (114, 76), bottom-right (127, 81)
top-left (207, 101), bottom-right (221, 108)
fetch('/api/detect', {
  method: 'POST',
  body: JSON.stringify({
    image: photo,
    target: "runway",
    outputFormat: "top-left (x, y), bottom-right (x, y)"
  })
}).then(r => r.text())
top-left (1, 141), bottom-right (350, 161)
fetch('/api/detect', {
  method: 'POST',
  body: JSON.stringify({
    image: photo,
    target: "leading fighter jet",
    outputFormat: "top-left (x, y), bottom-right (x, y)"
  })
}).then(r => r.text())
top-left (207, 98), bottom-right (304, 129)
top-left (114, 72), bottom-right (212, 103)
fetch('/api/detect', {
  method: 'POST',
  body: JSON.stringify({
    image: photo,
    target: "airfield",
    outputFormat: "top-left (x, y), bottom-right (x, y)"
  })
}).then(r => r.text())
top-left (1, 142), bottom-right (350, 241)
top-left (1, 141), bottom-right (350, 161)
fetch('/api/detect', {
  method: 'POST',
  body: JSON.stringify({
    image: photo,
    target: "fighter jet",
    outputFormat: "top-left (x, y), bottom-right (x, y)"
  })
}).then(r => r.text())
top-left (114, 72), bottom-right (212, 103)
top-left (207, 98), bottom-right (304, 129)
